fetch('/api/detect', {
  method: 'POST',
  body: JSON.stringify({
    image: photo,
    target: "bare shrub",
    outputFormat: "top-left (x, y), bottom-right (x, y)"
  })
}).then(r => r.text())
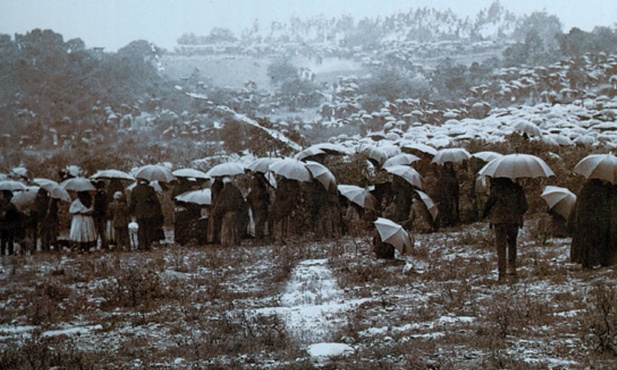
top-left (579, 281), bottom-right (617, 354)
top-left (98, 264), bottom-right (165, 311)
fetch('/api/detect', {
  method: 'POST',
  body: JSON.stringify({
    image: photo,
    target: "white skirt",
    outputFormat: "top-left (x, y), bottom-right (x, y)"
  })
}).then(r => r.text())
top-left (69, 214), bottom-right (97, 243)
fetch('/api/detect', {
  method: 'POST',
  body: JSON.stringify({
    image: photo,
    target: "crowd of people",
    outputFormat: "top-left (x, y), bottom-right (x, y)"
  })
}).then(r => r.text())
top-left (0, 150), bottom-right (613, 283)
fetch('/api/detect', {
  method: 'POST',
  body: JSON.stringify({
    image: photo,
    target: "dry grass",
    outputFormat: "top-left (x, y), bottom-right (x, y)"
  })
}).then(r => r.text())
top-left (1, 218), bottom-right (616, 368)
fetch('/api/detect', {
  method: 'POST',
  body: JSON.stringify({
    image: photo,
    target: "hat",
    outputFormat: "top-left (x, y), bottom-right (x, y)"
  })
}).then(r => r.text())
top-left (113, 191), bottom-right (123, 200)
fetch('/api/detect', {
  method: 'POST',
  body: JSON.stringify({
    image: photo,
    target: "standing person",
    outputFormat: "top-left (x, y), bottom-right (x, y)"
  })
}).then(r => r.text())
top-left (129, 179), bottom-right (162, 251)
top-left (30, 187), bottom-right (50, 253)
top-left (69, 191), bottom-right (97, 253)
top-left (208, 177), bottom-right (224, 244)
top-left (107, 191), bottom-right (130, 250)
top-left (212, 177), bottom-right (245, 247)
top-left (0, 190), bottom-right (20, 256)
top-left (93, 181), bottom-right (108, 250)
top-left (483, 177), bottom-right (528, 281)
top-left (570, 179), bottom-right (612, 268)
top-left (407, 193), bottom-right (436, 233)
top-left (41, 197), bottom-right (60, 252)
top-left (246, 172), bottom-right (270, 241)
top-left (269, 178), bottom-right (300, 243)
top-left (435, 162), bottom-right (460, 228)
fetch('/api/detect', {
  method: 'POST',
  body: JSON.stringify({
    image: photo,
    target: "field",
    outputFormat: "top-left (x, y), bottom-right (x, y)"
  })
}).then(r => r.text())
top-left (1, 214), bottom-right (616, 369)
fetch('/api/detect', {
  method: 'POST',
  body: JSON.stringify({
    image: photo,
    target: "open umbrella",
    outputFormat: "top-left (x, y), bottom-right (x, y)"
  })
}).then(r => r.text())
top-left (247, 157), bottom-right (281, 173)
top-left (134, 164), bottom-right (176, 183)
top-left (10, 186), bottom-right (38, 212)
top-left (33, 178), bottom-right (59, 191)
top-left (338, 184), bottom-right (377, 211)
top-left (205, 162), bottom-right (245, 178)
top-left (383, 153), bottom-right (421, 168)
top-left (540, 185), bottom-right (576, 219)
top-left (91, 169), bottom-right (135, 181)
top-left (172, 168), bottom-right (210, 180)
top-left (415, 190), bottom-right (438, 221)
top-left (0, 180), bottom-right (26, 191)
top-left (305, 161), bottom-right (337, 192)
top-left (60, 177), bottom-right (96, 192)
top-left (312, 142), bottom-right (350, 155)
top-left (573, 153), bottom-right (617, 184)
top-left (362, 146), bottom-right (388, 167)
top-left (400, 142), bottom-right (437, 156)
top-left (432, 148), bottom-right (471, 165)
top-left (269, 158), bottom-right (312, 182)
top-left (478, 154), bottom-right (554, 179)
top-left (384, 165), bottom-right (424, 189)
top-left (175, 188), bottom-right (212, 205)
top-left (48, 185), bottom-right (71, 202)
top-left (472, 151), bottom-right (504, 163)
top-left (373, 217), bottom-right (412, 254)
top-left (295, 146), bottom-right (326, 161)
top-left (513, 120), bottom-right (542, 137)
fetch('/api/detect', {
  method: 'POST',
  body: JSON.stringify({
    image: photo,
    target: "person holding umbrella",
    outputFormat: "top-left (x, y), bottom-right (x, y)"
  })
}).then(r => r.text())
top-left (246, 172), bottom-right (271, 241)
top-left (69, 191), bottom-right (97, 253)
top-left (129, 178), bottom-right (163, 251)
top-left (483, 177), bottom-right (528, 281)
top-left (0, 190), bottom-right (20, 256)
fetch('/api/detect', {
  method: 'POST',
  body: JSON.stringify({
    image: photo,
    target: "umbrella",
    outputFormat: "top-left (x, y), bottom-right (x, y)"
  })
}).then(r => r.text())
top-left (312, 142), bottom-right (350, 155)
top-left (513, 120), bottom-right (542, 137)
top-left (91, 169), bottom-right (135, 181)
top-left (48, 185), bottom-right (71, 202)
top-left (472, 151), bottom-right (504, 163)
top-left (305, 161), bottom-right (337, 192)
top-left (0, 180), bottom-right (26, 191)
top-left (175, 188), bottom-right (212, 205)
top-left (383, 153), bottom-right (421, 168)
top-left (400, 142), bottom-right (437, 156)
top-left (432, 148), bottom-right (471, 165)
top-left (540, 186), bottom-right (576, 219)
top-left (337, 184), bottom-right (377, 211)
top-left (478, 154), bottom-right (554, 180)
top-left (205, 162), bottom-right (245, 178)
top-left (362, 146), bottom-right (388, 167)
top-left (373, 217), bottom-right (412, 254)
top-left (247, 157), bottom-right (281, 173)
top-left (134, 164), bottom-right (176, 183)
top-left (10, 186), bottom-right (38, 212)
top-left (295, 146), bottom-right (326, 161)
top-left (33, 178), bottom-right (59, 191)
top-left (269, 158), bottom-right (312, 182)
top-left (384, 165), bottom-right (424, 189)
top-left (172, 168), bottom-right (210, 179)
top-left (60, 177), bottom-right (96, 192)
top-left (573, 153), bottom-right (617, 184)
top-left (415, 190), bottom-right (438, 221)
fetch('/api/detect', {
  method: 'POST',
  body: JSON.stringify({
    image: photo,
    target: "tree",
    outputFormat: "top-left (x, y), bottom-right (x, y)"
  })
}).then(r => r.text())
top-left (267, 58), bottom-right (298, 85)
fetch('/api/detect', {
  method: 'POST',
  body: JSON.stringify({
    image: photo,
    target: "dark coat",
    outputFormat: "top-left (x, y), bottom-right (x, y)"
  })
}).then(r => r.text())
top-left (570, 179), bottom-right (612, 267)
top-left (212, 183), bottom-right (244, 217)
top-left (435, 165), bottom-right (460, 227)
top-left (93, 189), bottom-right (108, 219)
top-left (483, 178), bottom-right (528, 226)
top-left (129, 183), bottom-right (162, 220)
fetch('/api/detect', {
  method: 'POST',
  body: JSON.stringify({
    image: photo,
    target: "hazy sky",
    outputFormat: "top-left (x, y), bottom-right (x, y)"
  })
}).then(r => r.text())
top-left (1, 0), bottom-right (616, 51)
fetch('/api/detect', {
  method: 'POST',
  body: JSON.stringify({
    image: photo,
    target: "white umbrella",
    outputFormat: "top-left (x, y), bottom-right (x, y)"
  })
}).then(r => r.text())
top-left (91, 169), bottom-right (135, 181)
top-left (383, 153), bottom-right (421, 168)
top-left (205, 162), bottom-right (246, 178)
top-left (384, 165), bottom-right (424, 189)
top-left (472, 151), bottom-right (504, 163)
top-left (305, 161), bottom-right (337, 192)
top-left (362, 146), bottom-right (388, 167)
top-left (172, 168), bottom-right (210, 179)
top-left (134, 164), bottom-right (176, 183)
top-left (59, 177), bottom-right (96, 192)
top-left (0, 180), bottom-right (26, 191)
top-left (175, 188), bottom-right (212, 205)
top-left (295, 146), bottom-right (326, 161)
top-left (269, 158), bottom-right (312, 182)
top-left (415, 190), bottom-right (438, 221)
top-left (247, 157), bottom-right (281, 173)
top-left (513, 120), bottom-right (542, 137)
top-left (374, 217), bottom-right (412, 254)
top-left (432, 148), bottom-right (471, 165)
top-left (478, 154), bottom-right (554, 179)
top-left (338, 184), bottom-right (377, 211)
top-left (573, 153), bottom-right (617, 184)
top-left (540, 186), bottom-right (576, 219)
